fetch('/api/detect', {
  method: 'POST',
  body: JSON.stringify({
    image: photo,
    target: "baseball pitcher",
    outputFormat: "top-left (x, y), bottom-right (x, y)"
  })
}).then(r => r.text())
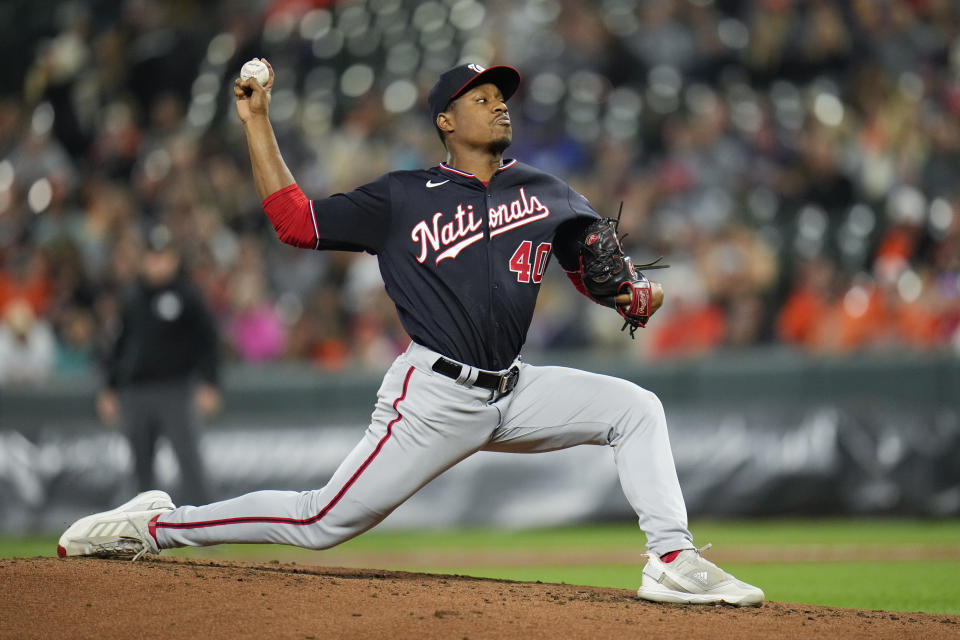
top-left (59, 61), bottom-right (763, 607)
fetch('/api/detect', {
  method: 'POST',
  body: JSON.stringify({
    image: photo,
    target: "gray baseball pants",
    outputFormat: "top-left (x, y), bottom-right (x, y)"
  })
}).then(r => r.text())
top-left (120, 380), bottom-right (210, 506)
top-left (154, 342), bottom-right (692, 555)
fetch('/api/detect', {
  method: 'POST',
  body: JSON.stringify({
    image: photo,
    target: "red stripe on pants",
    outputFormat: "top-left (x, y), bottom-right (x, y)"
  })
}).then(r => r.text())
top-left (156, 366), bottom-right (416, 530)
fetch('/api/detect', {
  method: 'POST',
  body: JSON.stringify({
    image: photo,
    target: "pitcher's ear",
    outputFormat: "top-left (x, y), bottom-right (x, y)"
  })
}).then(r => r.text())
top-left (436, 112), bottom-right (454, 134)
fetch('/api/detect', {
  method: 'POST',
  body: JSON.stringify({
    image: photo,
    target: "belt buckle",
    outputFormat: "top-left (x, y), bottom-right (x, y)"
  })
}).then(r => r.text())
top-left (498, 366), bottom-right (519, 394)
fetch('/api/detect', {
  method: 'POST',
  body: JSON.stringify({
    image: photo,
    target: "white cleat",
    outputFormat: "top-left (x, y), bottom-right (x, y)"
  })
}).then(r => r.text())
top-left (57, 490), bottom-right (175, 561)
top-left (637, 544), bottom-right (764, 607)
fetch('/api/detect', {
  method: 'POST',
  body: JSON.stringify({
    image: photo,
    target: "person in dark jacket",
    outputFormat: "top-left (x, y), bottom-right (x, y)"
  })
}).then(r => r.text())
top-left (97, 224), bottom-right (221, 505)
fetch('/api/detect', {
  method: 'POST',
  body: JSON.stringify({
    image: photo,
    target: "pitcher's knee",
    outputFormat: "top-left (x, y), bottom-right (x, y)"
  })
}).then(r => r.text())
top-left (613, 384), bottom-right (667, 438)
top-left (601, 380), bottom-right (665, 439)
top-left (608, 379), bottom-right (663, 417)
top-left (633, 386), bottom-right (666, 423)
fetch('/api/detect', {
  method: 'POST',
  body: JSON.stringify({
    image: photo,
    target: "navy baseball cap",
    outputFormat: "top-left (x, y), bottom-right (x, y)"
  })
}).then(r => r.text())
top-left (428, 63), bottom-right (521, 123)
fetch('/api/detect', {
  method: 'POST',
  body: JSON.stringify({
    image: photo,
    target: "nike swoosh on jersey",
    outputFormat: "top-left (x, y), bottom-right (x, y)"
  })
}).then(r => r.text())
top-left (426, 179), bottom-right (450, 188)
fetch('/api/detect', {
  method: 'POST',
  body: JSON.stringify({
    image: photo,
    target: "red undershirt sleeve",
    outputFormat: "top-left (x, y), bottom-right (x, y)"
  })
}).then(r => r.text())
top-left (261, 183), bottom-right (319, 249)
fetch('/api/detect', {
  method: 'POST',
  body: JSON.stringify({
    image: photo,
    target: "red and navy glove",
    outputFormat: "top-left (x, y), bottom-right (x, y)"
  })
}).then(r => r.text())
top-left (577, 218), bottom-right (667, 337)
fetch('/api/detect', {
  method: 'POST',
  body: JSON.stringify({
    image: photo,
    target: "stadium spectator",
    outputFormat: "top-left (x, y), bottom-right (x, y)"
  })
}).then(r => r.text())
top-left (225, 235), bottom-right (286, 362)
top-left (97, 224), bottom-right (221, 505)
top-left (0, 297), bottom-right (55, 386)
top-left (2, 0), bottom-right (960, 371)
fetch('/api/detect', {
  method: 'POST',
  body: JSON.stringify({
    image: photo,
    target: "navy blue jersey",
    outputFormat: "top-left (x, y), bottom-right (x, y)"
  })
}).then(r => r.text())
top-left (307, 160), bottom-right (599, 370)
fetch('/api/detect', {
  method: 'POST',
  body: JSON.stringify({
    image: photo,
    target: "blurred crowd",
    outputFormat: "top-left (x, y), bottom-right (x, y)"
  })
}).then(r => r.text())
top-left (1, 0), bottom-right (959, 386)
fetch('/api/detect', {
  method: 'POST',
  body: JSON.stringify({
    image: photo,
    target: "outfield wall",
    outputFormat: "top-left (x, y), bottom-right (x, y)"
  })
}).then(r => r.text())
top-left (1, 348), bottom-right (958, 534)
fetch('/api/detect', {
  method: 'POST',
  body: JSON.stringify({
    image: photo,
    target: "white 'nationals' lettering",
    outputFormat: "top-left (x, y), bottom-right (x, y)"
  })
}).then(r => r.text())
top-left (410, 189), bottom-right (551, 265)
top-left (410, 204), bottom-right (484, 264)
top-left (488, 188), bottom-right (550, 236)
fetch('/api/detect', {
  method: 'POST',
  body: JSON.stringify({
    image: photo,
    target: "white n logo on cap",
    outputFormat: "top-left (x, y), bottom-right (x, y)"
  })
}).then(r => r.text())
top-left (468, 63), bottom-right (486, 73)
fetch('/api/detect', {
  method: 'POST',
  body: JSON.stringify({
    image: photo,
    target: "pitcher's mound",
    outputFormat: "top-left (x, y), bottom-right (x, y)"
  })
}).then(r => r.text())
top-left (2, 557), bottom-right (957, 639)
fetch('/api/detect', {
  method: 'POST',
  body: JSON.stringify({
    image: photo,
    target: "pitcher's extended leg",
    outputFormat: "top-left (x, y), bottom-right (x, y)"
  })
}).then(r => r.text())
top-left (486, 363), bottom-right (691, 556)
top-left (155, 359), bottom-right (497, 550)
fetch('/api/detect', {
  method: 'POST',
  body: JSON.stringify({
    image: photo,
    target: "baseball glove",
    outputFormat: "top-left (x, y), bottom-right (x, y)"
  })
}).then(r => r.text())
top-left (578, 216), bottom-right (668, 337)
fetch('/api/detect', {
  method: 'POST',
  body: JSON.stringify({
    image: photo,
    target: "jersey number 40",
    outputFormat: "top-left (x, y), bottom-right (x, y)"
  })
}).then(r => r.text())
top-left (509, 241), bottom-right (552, 283)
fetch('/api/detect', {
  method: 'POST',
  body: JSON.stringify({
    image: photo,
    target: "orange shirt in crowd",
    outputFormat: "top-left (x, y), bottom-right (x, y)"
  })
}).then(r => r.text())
top-left (651, 303), bottom-right (727, 359)
top-left (777, 287), bottom-right (826, 348)
top-left (0, 273), bottom-right (51, 316)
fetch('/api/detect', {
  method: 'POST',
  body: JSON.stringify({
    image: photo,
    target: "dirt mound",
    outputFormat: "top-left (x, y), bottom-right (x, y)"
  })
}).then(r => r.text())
top-left (2, 557), bottom-right (957, 639)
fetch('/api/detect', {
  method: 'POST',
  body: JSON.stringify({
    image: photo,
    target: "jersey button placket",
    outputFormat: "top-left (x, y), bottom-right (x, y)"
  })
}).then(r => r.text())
top-left (485, 188), bottom-right (500, 360)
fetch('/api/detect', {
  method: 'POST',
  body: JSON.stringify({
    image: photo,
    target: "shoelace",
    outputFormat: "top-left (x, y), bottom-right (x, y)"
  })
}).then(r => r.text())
top-left (88, 538), bottom-right (150, 561)
top-left (131, 543), bottom-right (150, 562)
top-left (688, 543), bottom-right (732, 580)
top-left (90, 512), bottom-right (155, 562)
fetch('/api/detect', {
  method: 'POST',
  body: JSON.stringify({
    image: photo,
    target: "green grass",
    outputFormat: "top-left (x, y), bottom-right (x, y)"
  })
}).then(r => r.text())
top-left (730, 561), bottom-right (960, 614)
top-left (6, 519), bottom-right (959, 615)
top-left (399, 561), bottom-right (960, 614)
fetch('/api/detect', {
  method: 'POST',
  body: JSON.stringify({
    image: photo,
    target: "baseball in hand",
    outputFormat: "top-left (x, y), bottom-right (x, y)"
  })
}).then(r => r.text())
top-left (240, 58), bottom-right (270, 86)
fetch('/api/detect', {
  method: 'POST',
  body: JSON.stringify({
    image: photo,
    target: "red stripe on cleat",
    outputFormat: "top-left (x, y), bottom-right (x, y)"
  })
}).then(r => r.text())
top-left (57, 545), bottom-right (66, 558)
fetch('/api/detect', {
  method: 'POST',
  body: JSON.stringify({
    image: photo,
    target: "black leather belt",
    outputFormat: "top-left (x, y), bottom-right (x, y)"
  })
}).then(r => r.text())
top-left (432, 357), bottom-right (520, 394)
